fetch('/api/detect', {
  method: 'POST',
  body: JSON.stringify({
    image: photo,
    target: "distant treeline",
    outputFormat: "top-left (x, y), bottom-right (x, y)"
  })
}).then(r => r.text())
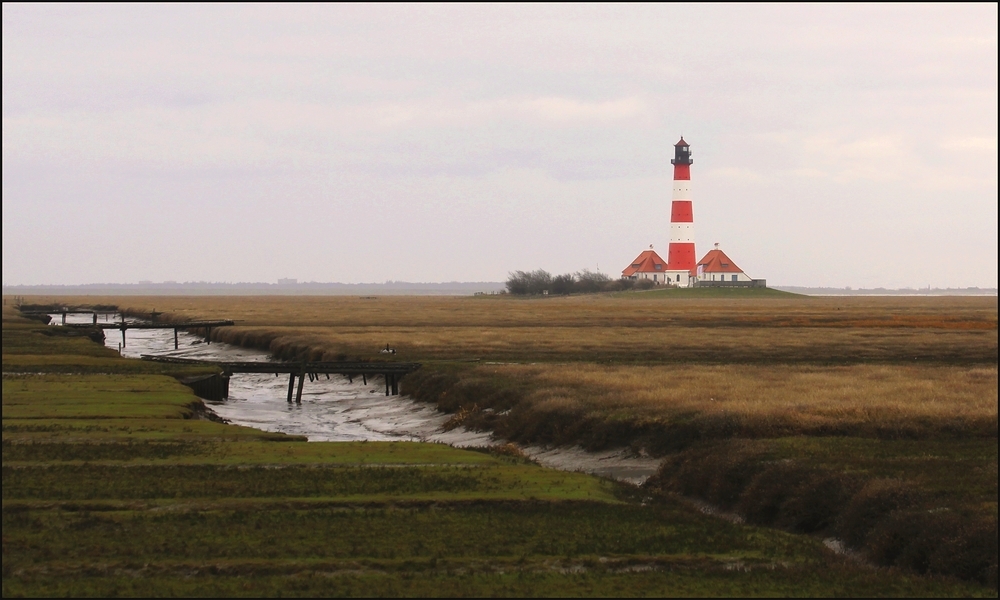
top-left (505, 270), bottom-right (655, 295)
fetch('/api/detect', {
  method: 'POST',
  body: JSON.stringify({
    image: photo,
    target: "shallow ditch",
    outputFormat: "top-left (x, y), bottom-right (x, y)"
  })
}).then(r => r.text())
top-left (51, 313), bottom-right (661, 483)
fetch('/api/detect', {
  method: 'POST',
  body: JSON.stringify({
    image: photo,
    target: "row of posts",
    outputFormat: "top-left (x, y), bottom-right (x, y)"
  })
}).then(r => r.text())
top-left (60, 311), bottom-right (105, 325)
top-left (55, 311), bottom-right (401, 405)
top-left (56, 311), bottom-right (209, 350)
top-left (119, 326), bottom-right (211, 349)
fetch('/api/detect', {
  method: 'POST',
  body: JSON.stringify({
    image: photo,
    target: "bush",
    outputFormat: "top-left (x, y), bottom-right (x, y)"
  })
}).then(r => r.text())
top-left (575, 269), bottom-right (611, 293)
top-left (551, 274), bottom-right (575, 295)
top-left (505, 270), bottom-right (553, 295)
top-left (603, 279), bottom-right (633, 292)
top-left (506, 269), bottom-right (616, 295)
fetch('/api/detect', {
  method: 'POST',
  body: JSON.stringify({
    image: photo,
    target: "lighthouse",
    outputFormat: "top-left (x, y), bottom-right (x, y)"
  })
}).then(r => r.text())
top-left (664, 137), bottom-right (695, 286)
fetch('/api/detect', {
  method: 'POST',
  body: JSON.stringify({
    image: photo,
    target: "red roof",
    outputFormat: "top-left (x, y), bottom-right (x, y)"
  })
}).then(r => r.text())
top-left (675, 137), bottom-right (689, 147)
top-left (622, 249), bottom-right (668, 277)
top-left (696, 248), bottom-right (744, 274)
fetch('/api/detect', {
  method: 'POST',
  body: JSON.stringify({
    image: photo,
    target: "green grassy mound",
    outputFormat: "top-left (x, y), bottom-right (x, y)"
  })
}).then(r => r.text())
top-left (636, 286), bottom-right (802, 298)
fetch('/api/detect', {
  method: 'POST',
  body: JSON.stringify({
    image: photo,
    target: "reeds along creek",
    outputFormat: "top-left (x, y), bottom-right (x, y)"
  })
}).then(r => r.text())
top-left (2, 294), bottom-right (997, 596)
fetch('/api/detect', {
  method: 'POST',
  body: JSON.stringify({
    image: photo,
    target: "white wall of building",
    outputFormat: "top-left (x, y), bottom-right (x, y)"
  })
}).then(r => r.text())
top-left (663, 270), bottom-right (692, 286)
top-left (697, 271), bottom-right (753, 282)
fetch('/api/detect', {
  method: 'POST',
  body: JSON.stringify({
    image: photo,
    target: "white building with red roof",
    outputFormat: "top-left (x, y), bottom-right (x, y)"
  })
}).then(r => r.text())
top-left (621, 245), bottom-right (671, 284)
top-left (694, 244), bottom-right (753, 284)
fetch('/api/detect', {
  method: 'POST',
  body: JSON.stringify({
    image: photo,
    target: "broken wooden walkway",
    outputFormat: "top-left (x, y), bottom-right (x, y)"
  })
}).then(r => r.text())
top-left (141, 355), bottom-right (420, 402)
top-left (67, 320), bottom-right (235, 348)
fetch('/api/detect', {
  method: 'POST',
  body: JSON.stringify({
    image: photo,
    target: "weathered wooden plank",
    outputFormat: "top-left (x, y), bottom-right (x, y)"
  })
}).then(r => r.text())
top-left (139, 355), bottom-right (421, 376)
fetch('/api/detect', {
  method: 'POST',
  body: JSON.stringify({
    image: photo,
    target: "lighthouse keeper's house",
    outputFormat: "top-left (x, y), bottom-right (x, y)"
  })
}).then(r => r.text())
top-left (694, 244), bottom-right (765, 287)
top-left (622, 246), bottom-right (673, 285)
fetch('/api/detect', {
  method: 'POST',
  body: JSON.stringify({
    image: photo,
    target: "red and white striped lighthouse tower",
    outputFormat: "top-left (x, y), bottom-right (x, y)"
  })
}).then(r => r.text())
top-left (664, 137), bottom-right (695, 286)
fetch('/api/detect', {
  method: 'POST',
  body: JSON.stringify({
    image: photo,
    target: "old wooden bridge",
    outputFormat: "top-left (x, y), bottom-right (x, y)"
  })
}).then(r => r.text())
top-left (21, 309), bottom-right (118, 324)
top-left (140, 355), bottom-right (421, 402)
top-left (67, 320), bottom-right (235, 348)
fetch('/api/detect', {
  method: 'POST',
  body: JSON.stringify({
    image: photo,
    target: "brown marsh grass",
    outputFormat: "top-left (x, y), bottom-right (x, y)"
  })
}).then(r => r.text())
top-left (22, 293), bottom-right (996, 329)
top-left (472, 363), bottom-right (998, 439)
top-left (210, 324), bottom-right (996, 364)
top-left (14, 294), bottom-right (997, 439)
top-left (27, 293), bottom-right (995, 364)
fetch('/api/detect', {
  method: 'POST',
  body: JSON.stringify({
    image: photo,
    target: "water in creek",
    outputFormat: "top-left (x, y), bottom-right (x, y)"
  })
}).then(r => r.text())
top-left (54, 312), bottom-right (660, 483)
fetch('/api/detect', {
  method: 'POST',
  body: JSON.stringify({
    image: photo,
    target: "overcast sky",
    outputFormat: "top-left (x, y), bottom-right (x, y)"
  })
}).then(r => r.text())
top-left (3, 4), bottom-right (997, 287)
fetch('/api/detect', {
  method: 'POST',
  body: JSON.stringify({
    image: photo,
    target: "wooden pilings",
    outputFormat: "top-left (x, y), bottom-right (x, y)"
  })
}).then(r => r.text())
top-left (384, 373), bottom-right (398, 396)
top-left (174, 328), bottom-right (179, 350)
top-left (281, 368), bottom-right (403, 402)
top-left (142, 356), bottom-right (418, 405)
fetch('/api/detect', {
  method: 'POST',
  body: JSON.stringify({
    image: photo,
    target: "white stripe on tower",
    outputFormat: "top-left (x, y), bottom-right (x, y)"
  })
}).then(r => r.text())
top-left (672, 180), bottom-right (692, 200)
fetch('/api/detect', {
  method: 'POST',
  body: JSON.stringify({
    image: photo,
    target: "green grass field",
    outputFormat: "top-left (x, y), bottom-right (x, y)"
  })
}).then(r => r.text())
top-left (3, 304), bottom-right (994, 596)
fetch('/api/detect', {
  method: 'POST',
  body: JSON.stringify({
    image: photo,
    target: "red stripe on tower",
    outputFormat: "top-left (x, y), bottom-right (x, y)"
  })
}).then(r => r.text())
top-left (670, 201), bottom-right (693, 222)
top-left (665, 137), bottom-right (696, 273)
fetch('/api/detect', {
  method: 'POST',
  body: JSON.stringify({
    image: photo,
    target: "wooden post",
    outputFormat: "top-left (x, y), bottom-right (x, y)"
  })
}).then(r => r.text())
top-left (174, 328), bottom-right (179, 350)
top-left (206, 326), bottom-right (212, 345)
top-left (362, 374), bottom-right (367, 385)
top-left (296, 370), bottom-right (306, 404)
top-left (391, 374), bottom-right (398, 395)
top-left (61, 312), bottom-right (67, 325)
top-left (121, 327), bottom-right (126, 348)
top-left (287, 373), bottom-right (296, 403)
top-left (93, 313), bottom-right (98, 324)
top-left (385, 374), bottom-right (390, 396)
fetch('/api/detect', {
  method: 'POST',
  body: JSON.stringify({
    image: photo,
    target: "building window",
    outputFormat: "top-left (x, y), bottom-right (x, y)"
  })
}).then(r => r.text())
top-left (732, 274), bottom-right (737, 281)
